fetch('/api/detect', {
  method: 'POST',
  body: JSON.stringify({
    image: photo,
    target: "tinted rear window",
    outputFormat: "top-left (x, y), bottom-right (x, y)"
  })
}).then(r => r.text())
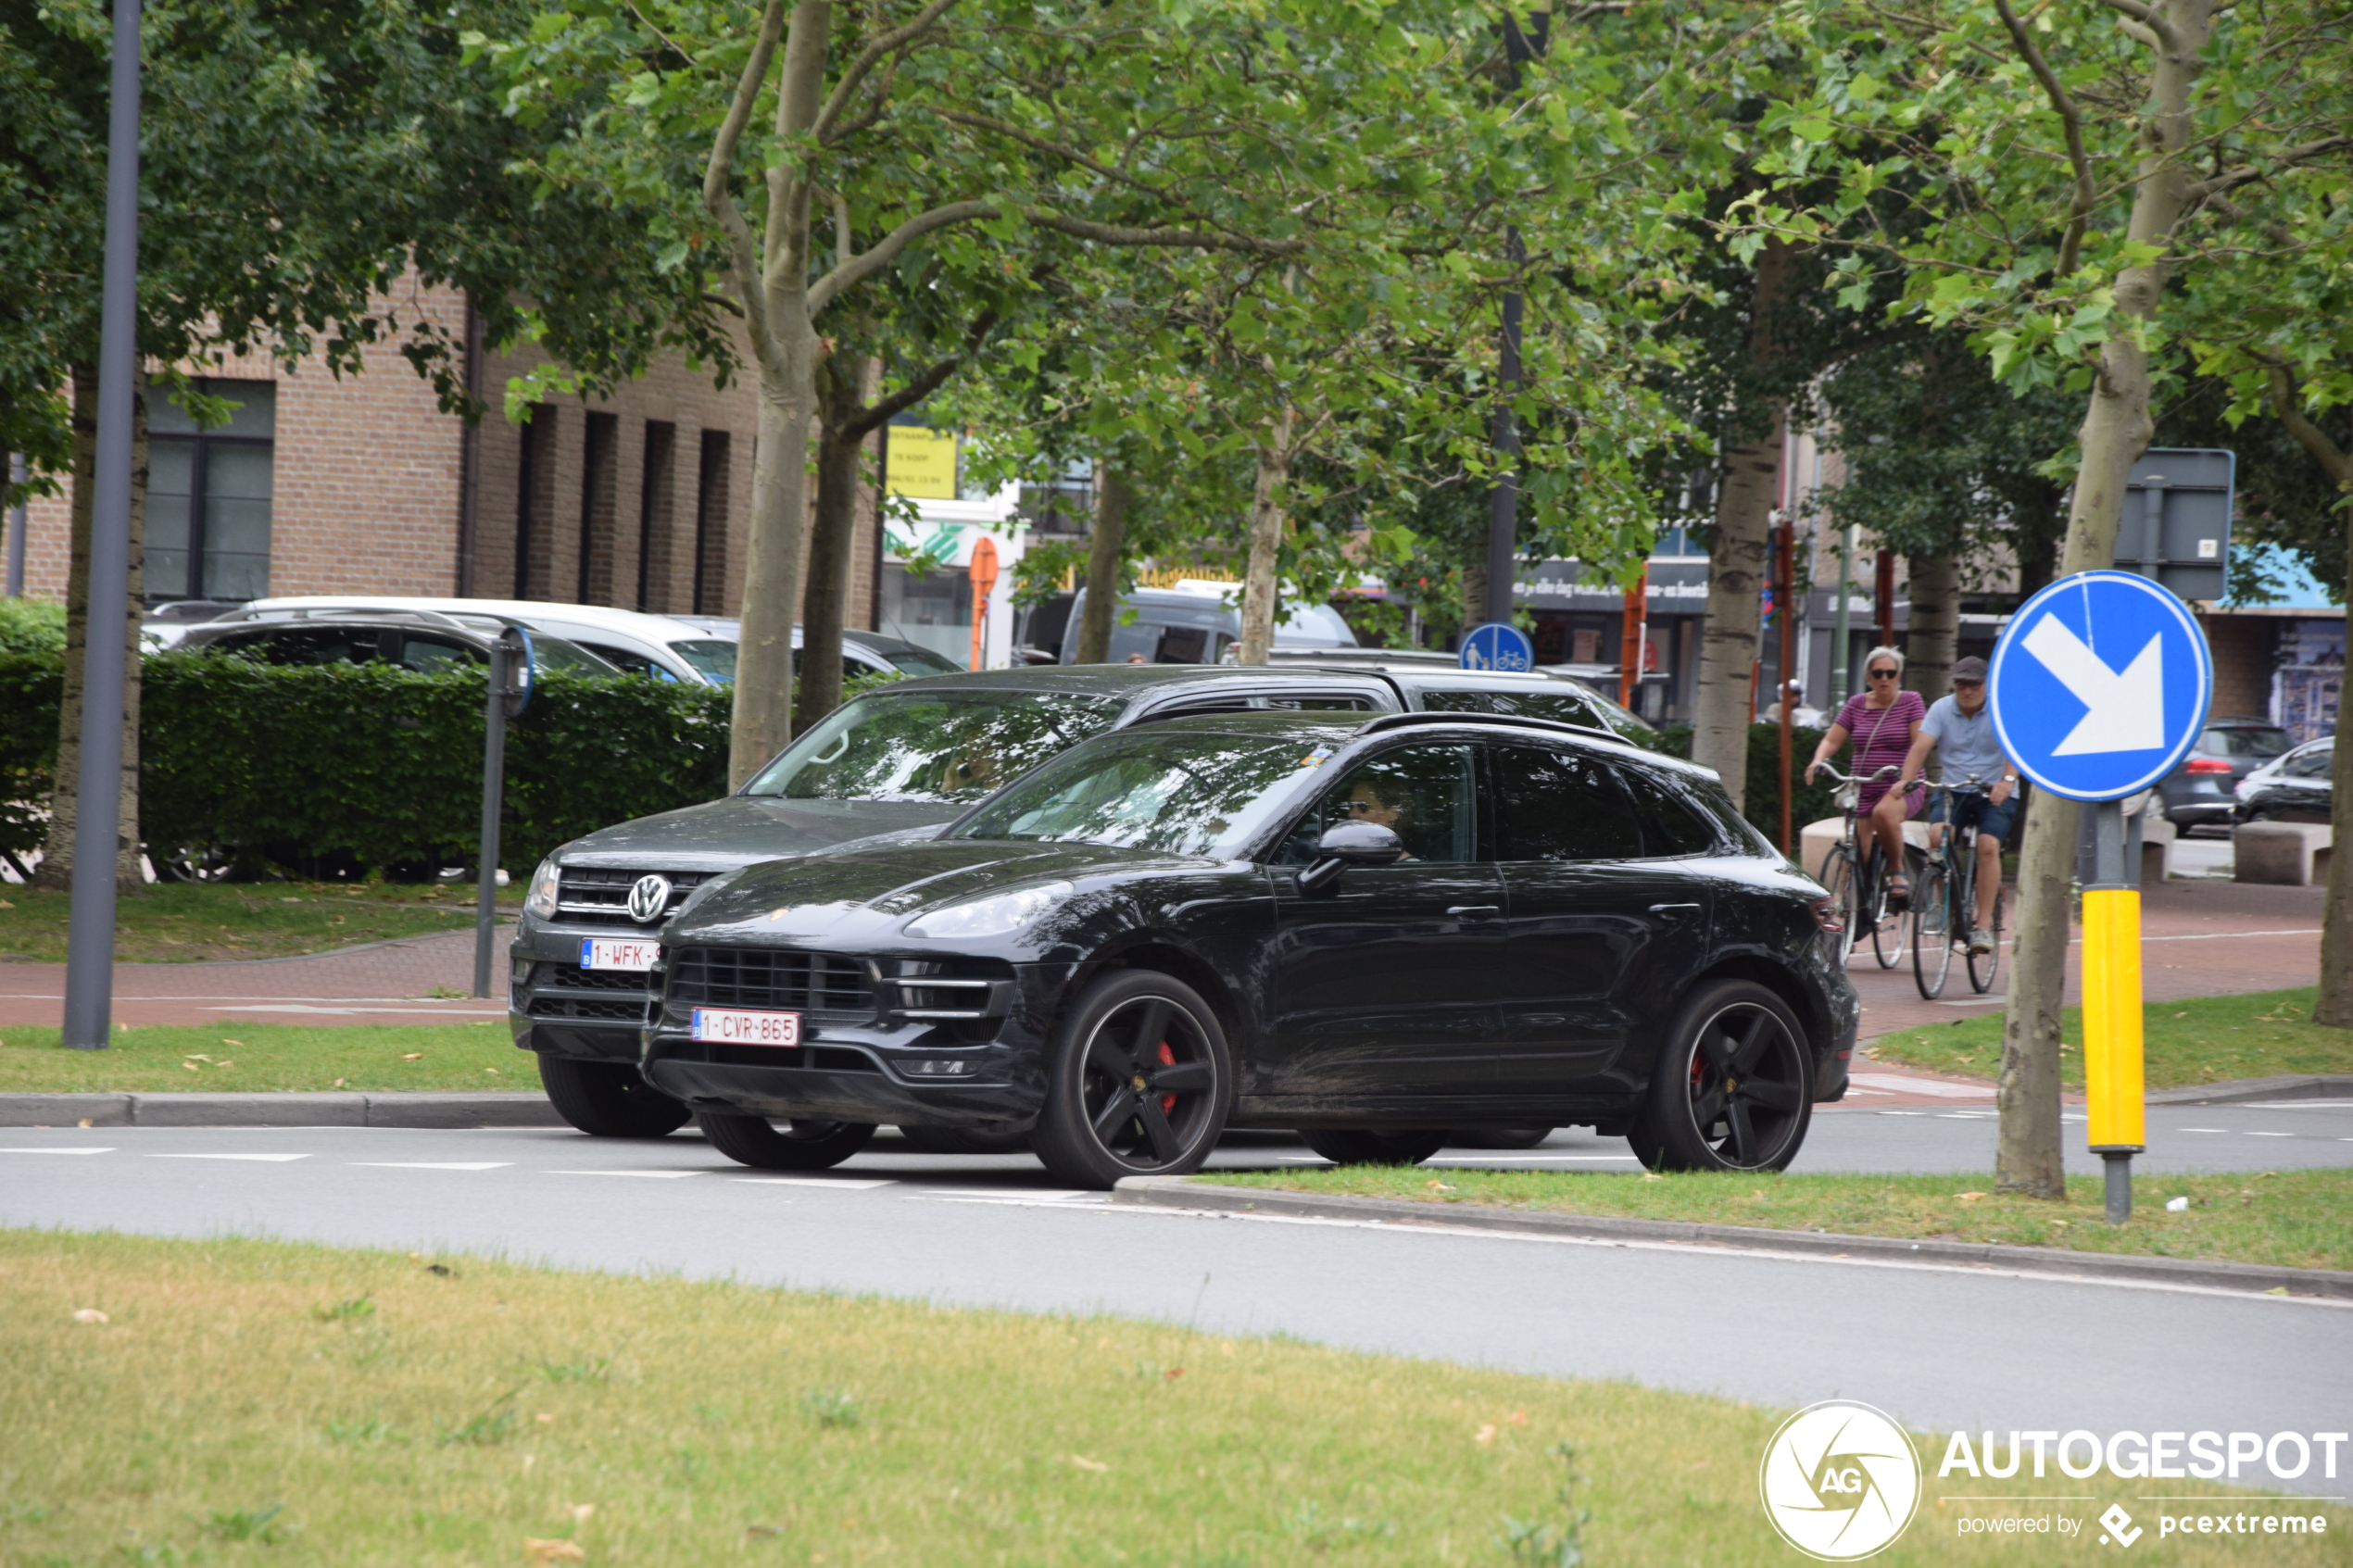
top-left (2202, 727), bottom-right (2292, 758)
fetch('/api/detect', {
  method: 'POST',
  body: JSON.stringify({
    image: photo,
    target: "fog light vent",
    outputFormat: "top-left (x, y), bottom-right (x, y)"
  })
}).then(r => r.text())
top-left (905, 1059), bottom-right (975, 1077)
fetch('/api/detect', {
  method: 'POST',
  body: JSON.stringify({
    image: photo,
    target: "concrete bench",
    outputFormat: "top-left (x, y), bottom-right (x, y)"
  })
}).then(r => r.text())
top-left (2140, 809), bottom-right (2176, 884)
top-left (2234, 822), bottom-right (2332, 886)
top-left (1796, 816), bottom-right (1934, 884)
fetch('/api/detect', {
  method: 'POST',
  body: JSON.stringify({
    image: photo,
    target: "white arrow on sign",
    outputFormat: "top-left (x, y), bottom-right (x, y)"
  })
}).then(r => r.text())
top-left (2020, 613), bottom-right (2166, 755)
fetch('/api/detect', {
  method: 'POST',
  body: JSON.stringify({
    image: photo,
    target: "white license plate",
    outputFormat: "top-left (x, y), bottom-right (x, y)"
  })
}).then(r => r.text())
top-left (690, 1007), bottom-right (801, 1047)
top-left (580, 938), bottom-right (660, 972)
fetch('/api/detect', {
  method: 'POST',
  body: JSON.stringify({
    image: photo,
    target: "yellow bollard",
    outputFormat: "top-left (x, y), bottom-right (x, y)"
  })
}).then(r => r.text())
top-left (2081, 881), bottom-right (2145, 1223)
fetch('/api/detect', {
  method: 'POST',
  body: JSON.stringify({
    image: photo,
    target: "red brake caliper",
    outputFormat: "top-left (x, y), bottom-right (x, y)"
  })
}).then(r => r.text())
top-left (1157, 1041), bottom-right (1177, 1114)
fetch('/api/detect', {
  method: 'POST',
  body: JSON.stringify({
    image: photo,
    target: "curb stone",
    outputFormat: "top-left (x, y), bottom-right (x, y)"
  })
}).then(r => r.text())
top-left (1110, 1175), bottom-right (2353, 1301)
top-left (2145, 1073), bottom-right (2353, 1106)
top-left (0, 1091), bottom-right (561, 1129)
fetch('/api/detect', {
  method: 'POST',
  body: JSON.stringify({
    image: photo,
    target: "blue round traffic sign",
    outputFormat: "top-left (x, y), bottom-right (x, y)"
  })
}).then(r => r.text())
top-left (1459, 621), bottom-right (1536, 673)
top-left (1988, 571), bottom-right (2214, 801)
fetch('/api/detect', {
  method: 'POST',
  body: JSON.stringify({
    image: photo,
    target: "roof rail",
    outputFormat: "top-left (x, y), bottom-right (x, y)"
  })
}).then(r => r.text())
top-left (1359, 710), bottom-right (1615, 742)
top-left (228, 604), bottom-right (487, 635)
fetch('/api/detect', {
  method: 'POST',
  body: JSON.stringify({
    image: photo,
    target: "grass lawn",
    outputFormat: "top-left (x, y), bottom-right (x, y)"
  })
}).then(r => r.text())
top-left (4, 1232), bottom-right (2337, 1568)
top-left (1870, 985), bottom-right (2353, 1089)
top-left (1199, 1168), bottom-right (2353, 1273)
top-left (0, 880), bottom-right (521, 964)
top-left (0, 1022), bottom-right (526, 1094)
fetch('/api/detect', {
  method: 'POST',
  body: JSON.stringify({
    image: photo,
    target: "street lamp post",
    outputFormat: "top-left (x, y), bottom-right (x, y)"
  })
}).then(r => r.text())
top-left (59, 0), bottom-right (144, 1051)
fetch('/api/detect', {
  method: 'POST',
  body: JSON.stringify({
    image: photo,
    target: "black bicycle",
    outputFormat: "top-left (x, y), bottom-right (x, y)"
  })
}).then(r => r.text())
top-left (1910, 776), bottom-right (2008, 998)
top-left (1814, 764), bottom-right (1916, 970)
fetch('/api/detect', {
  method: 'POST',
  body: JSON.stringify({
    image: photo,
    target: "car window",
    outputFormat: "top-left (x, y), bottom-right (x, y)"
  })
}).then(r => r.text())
top-left (745, 690), bottom-right (1124, 804)
top-left (216, 625), bottom-right (377, 666)
top-left (1492, 745), bottom-right (1643, 860)
top-left (529, 635), bottom-right (623, 676)
top-left (572, 640), bottom-right (677, 680)
top-left (953, 731), bottom-right (1332, 858)
top-left (670, 639), bottom-right (737, 682)
top-left (1423, 687), bottom-right (1598, 726)
top-left (2202, 727), bottom-right (2293, 758)
top-left (1277, 745), bottom-right (1479, 865)
top-left (1265, 693), bottom-right (1380, 711)
top-left (1617, 767), bottom-right (1720, 857)
top-left (396, 633), bottom-right (482, 672)
top-left (2284, 745), bottom-right (2334, 779)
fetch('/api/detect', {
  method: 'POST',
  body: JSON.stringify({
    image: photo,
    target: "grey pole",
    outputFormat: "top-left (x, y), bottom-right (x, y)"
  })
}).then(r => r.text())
top-left (473, 638), bottom-right (510, 998)
top-left (6, 452), bottom-right (27, 596)
top-left (1484, 259), bottom-right (1522, 627)
top-left (1831, 523), bottom-right (1855, 707)
top-left (59, 0), bottom-right (143, 1051)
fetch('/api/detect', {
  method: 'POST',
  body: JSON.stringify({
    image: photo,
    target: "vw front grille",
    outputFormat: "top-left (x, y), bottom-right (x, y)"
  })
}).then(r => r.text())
top-left (555, 867), bottom-right (715, 926)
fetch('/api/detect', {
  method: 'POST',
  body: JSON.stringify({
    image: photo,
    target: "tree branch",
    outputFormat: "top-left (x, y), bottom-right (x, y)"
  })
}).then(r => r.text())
top-left (2098, 0), bottom-right (2181, 52)
top-left (702, 0), bottom-right (787, 356)
top-left (1025, 211), bottom-right (1306, 255)
top-left (2190, 134), bottom-right (2353, 200)
top-left (841, 307), bottom-right (1003, 442)
top-left (1994, 0), bottom-right (2097, 277)
top-left (811, 0), bottom-right (960, 145)
top-left (2262, 359), bottom-right (2353, 489)
top-left (806, 200), bottom-right (999, 316)
top-left (936, 107), bottom-right (1169, 196)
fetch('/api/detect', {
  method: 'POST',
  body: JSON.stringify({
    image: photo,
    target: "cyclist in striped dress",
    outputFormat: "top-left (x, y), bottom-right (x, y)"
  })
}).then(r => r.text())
top-left (1805, 645), bottom-right (1926, 908)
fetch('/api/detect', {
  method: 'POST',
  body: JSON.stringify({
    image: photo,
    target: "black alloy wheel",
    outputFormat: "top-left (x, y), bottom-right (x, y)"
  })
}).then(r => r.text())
top-left (1033, 971), bottom-right (1231, 1189)
top-left (1300, 1129), bottom-right (1450, 1166)
top-left (1635, 980), bottom-right (1813, 1173)
top-left (895, 1124), bottom-right (1033, 1155)
top-left (695, 1111), bottom-right (875, 1170)
top-left (536, 1055), bottom-right (692, 1137)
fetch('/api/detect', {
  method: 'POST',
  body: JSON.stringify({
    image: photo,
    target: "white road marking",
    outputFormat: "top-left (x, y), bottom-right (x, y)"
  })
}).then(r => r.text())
top-left (147, 1152), bottom-right (311, 1162)
top-left (543, 1169), bottom-right (704, 1179)
top-left (2245, 1100), bottom-right (2353, 1110)
top-left (350, 1161), bottom-right (514, 1171)
top-left (2243, 1131), bottom-right (2295, 1137)
top-left (0, 1147), bottom-right (113, 1154)
top-left (729, 1176), bottom-right (898, 1190)
top-left (2180, 1128), bottom-right (2230, 1134)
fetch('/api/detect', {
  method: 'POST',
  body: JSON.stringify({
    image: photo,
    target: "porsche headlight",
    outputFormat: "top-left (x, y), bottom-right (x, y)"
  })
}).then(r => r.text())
top-left (524, 858), bottom-right (561, 920)
top-left (903, 882), bottom-right (1073, 940)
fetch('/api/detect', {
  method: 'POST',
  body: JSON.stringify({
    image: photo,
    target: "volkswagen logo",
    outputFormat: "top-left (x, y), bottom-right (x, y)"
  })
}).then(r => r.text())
top-left (626, 873), bottom-right (674, 925)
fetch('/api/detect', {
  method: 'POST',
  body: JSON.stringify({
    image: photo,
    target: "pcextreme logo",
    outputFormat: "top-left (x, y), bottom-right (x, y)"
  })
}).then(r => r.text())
top-left (1760, 1400), bottom-right (1924, 1561)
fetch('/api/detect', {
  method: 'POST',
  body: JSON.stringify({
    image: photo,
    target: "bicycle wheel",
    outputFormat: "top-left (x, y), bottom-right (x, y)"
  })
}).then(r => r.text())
top-left (1871, 847), bottom-right (1911, 969)
top-left (1911, 858), bottom-right (1952, 998)
top-left (1816, 844), bottom-right (1860, 966)
top-left (1969, 878), bottom-right (2007, 993)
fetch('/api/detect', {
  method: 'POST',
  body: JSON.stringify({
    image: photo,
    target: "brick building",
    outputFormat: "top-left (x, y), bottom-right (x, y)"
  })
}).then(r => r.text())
top-left (7, 275), bottom-right (887, 631)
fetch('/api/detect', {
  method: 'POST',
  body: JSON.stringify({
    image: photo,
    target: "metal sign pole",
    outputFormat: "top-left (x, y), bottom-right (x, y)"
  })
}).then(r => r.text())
top-left (472, 626), bottom-right (534, 998)
top-left (59, 0), bottom-right (143, 1051)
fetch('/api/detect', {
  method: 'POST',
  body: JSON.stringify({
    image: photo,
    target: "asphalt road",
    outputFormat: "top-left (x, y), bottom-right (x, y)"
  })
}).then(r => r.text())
top-left (6, 1118), bottom-right (2349, 1496)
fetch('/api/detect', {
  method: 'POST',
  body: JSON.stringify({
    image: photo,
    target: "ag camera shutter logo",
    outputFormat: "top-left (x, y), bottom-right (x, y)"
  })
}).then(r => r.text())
top-left (1759, 1400), bottom-right (1922, 1560)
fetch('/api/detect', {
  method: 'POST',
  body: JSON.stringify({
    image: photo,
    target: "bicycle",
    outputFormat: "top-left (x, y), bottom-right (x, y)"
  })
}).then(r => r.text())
top-left (1813, 764), bottom-right (1916, 970)
top-left (1910, 775), bottom-right (2009, 998)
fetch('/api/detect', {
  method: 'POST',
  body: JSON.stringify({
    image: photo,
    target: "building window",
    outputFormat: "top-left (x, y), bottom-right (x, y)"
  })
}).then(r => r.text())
top-left (147, 379), bottom-right (275, 601)
top-left (693, 430), bottom-right (731, 614)
top-left (636, 421), bottom-right (676, 612)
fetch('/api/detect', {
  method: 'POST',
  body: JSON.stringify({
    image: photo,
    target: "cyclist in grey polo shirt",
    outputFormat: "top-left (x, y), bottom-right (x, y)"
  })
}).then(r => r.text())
top-left (1894, 656), bottom-right (2019, 955)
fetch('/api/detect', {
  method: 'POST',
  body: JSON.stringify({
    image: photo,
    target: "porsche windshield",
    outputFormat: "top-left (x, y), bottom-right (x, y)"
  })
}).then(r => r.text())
top-left (950, 731), bottom-right (1332, 857)
top-left (744, 690), bottom-right (1121, 804)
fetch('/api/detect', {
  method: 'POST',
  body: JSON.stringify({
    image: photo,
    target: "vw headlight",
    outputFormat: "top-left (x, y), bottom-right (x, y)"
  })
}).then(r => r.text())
top-left (904, 882), bottom-right (1073, 940)
top-left (524, 858), bottom-right (560, 920)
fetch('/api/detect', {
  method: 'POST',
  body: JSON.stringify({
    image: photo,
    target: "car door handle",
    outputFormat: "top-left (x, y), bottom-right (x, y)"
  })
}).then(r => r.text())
top-left (1648, 902), bottom-right (1702, 915)
top-left (1445, 905), bottom-right (1503, 920)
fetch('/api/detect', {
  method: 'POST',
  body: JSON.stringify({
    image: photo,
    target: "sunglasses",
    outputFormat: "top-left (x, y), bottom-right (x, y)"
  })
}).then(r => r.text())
top-left (1867, 669), bottom-right (1899, 680)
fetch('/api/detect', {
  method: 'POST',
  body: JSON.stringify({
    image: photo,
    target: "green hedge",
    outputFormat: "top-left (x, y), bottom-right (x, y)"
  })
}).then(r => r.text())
top-left (0, 652), bottom-right (732, 875)
top-left (1655, 722), bottom-right (1839, 845)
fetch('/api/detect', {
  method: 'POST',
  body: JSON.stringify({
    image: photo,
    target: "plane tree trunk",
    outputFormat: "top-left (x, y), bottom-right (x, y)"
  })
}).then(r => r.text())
top-left (1236, 408), bottom-right (1296, 666)
top-left (1074, 466), bottom-right (1132, 664)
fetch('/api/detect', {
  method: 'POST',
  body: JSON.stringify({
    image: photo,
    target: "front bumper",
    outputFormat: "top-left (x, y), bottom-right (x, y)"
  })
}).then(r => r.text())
top-left (639, 958), bottom-right (1066, 1129)
top-left (508, 925), bottom-right (661, 1063)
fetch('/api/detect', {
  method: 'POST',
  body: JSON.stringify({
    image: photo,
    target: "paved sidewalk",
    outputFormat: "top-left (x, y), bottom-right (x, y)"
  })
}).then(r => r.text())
top-left (0, 928), bottom-right (510, 1027)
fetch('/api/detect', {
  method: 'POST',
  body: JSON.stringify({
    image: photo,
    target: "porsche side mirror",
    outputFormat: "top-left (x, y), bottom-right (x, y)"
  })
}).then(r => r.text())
top-left (1296, 821), bottom-right (1405, 897)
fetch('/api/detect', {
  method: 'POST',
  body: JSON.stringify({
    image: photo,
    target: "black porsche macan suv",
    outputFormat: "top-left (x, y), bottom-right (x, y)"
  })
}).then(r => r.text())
top-left (643, 710), bottom-right (1857, 1187)
top-left (509, 661), bottom-right (1654, 1141)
